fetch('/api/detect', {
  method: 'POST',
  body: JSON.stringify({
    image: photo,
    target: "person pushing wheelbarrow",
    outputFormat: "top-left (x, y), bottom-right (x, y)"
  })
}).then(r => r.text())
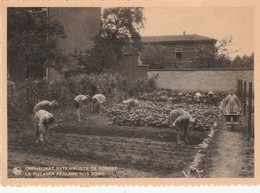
top-left (221, 89), bottom-right (242, 130)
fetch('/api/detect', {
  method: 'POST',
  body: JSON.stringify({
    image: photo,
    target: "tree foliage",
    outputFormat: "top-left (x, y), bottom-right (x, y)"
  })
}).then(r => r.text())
top-left (58, 7), bottom-right (145, 76)
top-left (8, 8), bottom-right (67, 80)
top-left (87, 7), bottom-right (145, 74)
top-left (194, 37), bottom-right (235, 68)
top-left (231, 53), bottom-right (254, 68)
top-left (194, 36), bottom-right (254, 68)
top-left (141, 44), bottom-right (175, 69)
top-left (100, 7), bottom-right (144, 53)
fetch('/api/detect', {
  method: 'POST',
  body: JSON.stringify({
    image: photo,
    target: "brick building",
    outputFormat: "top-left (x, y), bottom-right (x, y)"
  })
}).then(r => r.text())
top-left (104, 33), bottom-right (217, 79)
top-left (141, 33), bottom-right (217, 68)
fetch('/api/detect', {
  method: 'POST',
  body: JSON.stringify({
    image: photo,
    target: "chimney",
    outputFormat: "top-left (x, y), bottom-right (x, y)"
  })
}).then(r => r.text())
top-left (183, 31), bottom-right (186, 35)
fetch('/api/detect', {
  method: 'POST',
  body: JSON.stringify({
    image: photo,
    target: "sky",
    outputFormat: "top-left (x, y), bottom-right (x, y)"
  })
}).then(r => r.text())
top-left (139, 7), bottom-right (254, 58)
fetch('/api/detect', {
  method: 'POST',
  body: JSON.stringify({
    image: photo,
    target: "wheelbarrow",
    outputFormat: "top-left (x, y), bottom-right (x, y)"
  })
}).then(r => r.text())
top-left (223, 113), bottom-right (241, 131)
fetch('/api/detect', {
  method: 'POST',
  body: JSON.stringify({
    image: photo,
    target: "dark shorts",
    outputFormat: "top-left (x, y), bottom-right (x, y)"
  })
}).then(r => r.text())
top-left (74, 100), bottom-right (80, 109)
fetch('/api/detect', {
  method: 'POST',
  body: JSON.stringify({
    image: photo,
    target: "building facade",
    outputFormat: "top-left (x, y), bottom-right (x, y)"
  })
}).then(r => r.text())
top-left (141, 33), bottom-right (217, 68)
top-left (103, 33), bottom-right (217, 79)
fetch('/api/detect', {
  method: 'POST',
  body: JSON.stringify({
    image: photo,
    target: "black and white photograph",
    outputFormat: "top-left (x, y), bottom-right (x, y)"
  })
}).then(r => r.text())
top-left (6, 6), bottom-right (254, 179)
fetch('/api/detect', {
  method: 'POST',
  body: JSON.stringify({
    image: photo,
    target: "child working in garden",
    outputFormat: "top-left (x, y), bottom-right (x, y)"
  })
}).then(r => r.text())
top-left (122, 98), bottom-right (139, 112)
top-left (74, 94), bottom-right (90, 122)
top-left (33, 100), bottom-right (58, 113)
top-left (33, 110), bottom-right (55, 143)
top-left (194, 91), bottom-right (202, 102)
top-left (168, 109), bottom-right (196, 145)
top-left (92, 94), bottom-right (106, 114)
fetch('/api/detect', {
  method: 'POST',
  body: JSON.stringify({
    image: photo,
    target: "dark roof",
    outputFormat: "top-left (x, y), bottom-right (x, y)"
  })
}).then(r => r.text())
top-left (141, 34), bottom-right (217, 43)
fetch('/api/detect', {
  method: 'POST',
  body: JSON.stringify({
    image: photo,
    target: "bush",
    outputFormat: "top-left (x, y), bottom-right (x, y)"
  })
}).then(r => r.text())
top-left (126, 76), bottom-right (157, 97)
top-left (8, 74), bottom-right (157, 126)
top-left (8, 79), bottom-right (49, 127)
top-left (66, 73), bottom-right (157, 99)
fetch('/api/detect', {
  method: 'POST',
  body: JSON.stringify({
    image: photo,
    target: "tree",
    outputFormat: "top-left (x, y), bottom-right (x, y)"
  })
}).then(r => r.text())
top-left (231, 53), bottom-right (254, 68)
top-left (101, 7), bottom-right (144, 54)
top-left (88, 7), bottom-right (145, 73)
top-left (194, 36), bottom-right (235, 68)
top-left (87, 37), bottom-right (118, 74)
top-left (8, 8), bottom-right (67, 80)
top-left (141, 44), bottom-right (176, 69)
top-left (63, 7), bottom-right (145, 76)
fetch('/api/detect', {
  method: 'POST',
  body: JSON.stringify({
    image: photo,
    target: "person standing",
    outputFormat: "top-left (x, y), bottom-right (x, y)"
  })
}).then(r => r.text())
top-left (222, 89), bottom-right (241, 123)
top-left (222, 89), bottom-right (241, 115)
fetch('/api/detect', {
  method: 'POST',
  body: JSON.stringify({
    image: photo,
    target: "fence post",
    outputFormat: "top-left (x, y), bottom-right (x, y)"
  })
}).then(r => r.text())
top-left (240, 80), bottom-right (243, 103)
top-left (241, 80), bottom-right (243, 102)
top-left (243, 81), bottom-right (246, 115)
top-left (237, 79), bottom-right (240, 97)
top-left (248, 82), bottom-right (252, 134)
top-left (239, 79), bottom-right (242, 100)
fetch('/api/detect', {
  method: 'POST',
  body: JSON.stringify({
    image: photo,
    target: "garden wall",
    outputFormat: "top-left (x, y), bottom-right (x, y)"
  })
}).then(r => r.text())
top-left (147, 68), bottom-right (254, 92)
top-left (102, 55), bottom-right (149, 80)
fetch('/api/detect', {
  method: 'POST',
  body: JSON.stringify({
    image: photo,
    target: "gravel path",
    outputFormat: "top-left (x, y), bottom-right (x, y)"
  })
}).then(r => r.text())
top-left (207, 116), bottom-right (254, 178)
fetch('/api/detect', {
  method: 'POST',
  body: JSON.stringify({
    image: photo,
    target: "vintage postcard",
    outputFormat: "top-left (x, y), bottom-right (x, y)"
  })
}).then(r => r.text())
top-left (0, 0), bottom-right (259, 186)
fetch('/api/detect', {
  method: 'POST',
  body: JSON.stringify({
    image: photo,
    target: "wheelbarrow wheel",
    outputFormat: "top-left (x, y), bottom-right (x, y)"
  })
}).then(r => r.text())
top-left (231, 116), bottom-right (234, 131)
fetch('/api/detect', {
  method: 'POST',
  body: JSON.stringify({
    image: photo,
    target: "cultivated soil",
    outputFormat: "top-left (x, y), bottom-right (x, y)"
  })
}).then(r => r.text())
top-left (8, 108), bottom-right (254, 178)
top-left (8, 109), bottom-right (207, 178)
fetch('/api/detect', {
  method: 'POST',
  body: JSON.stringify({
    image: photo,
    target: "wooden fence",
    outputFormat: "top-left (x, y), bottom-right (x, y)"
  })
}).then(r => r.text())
top-left (237, 79), bottom-right (254, 135)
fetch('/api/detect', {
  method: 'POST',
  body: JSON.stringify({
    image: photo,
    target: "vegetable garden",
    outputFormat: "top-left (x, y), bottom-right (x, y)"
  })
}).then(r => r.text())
top-left (8, 74), bottom-right (226, 178)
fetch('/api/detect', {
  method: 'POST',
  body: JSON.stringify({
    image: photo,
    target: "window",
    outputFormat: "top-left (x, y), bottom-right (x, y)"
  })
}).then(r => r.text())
top-left (175, 47), bottom-right (182, 59)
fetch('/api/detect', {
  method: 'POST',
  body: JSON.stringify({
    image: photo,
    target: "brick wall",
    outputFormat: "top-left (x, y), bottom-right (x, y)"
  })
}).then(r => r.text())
top-left (147, 69), bottom-right (254, 92)
top-left (102, 55), bottom-right (149, 80)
